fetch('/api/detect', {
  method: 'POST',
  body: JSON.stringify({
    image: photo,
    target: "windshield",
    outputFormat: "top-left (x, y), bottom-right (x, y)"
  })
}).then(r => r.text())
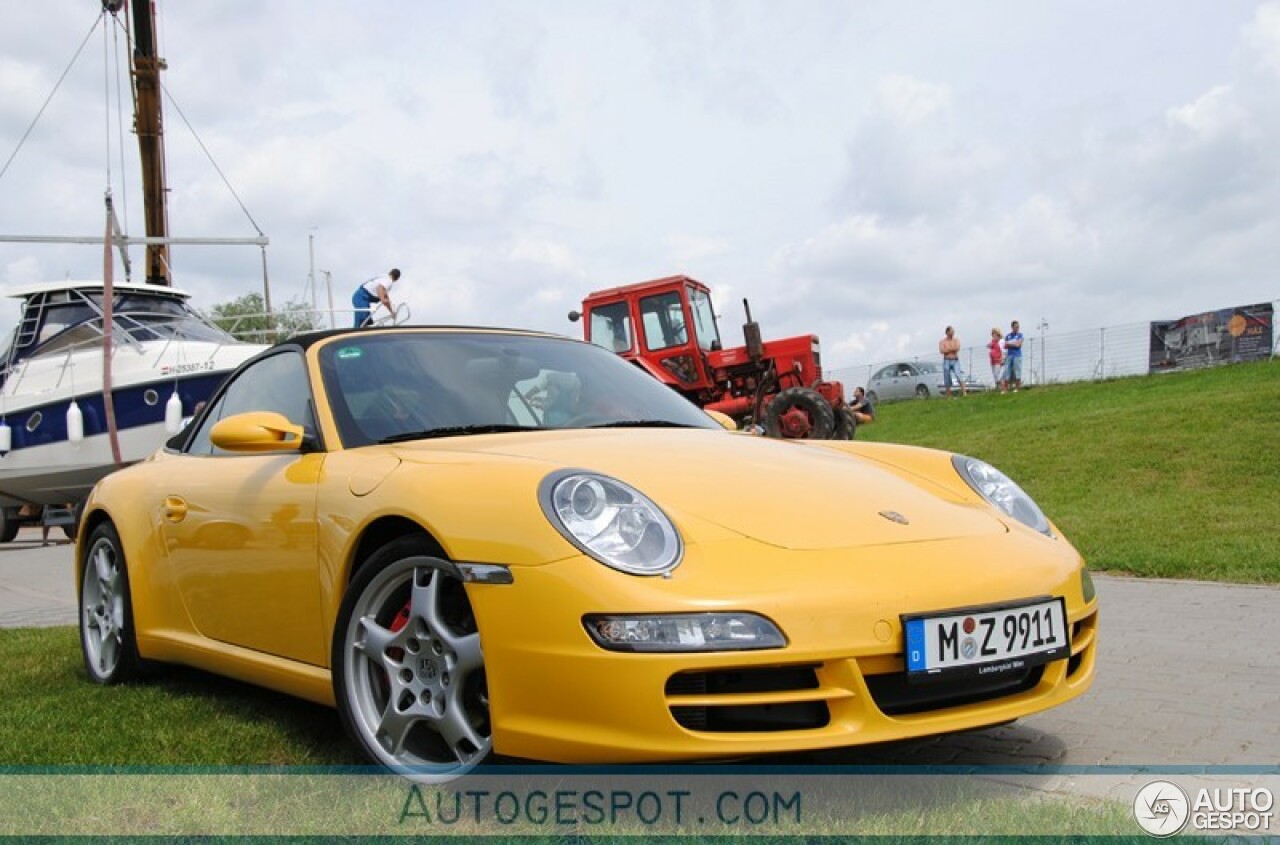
top-left (112, 295), bottom-right (234, 344)
top-left (319, 331), bottom-right (720, 448)
top-left (688, 286), bottom-right (720, 350)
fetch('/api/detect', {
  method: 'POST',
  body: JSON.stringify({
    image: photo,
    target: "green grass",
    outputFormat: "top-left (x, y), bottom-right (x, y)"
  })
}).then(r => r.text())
top-left (0, 628), bottom-right (1134, 835)
top-left (0, 626), bottom-right (359, 766)
top-left (858, 359), bottom-right (1280, 582)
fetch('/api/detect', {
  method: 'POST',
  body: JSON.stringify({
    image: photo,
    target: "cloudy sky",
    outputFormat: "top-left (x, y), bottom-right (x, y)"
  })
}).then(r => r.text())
top-left (1, 1), bottom-right (1277, 369)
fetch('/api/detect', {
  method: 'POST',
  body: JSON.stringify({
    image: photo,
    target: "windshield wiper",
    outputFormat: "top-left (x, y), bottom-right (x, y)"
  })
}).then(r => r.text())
top-left (379, 424), bottom-right (542, 443)
top-left (582, 420), bottom-right (698, 429)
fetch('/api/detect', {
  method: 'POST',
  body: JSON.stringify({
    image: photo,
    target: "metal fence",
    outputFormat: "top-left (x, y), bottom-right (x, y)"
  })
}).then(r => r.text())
top-left (828, 299), bottom-right (1280, 395)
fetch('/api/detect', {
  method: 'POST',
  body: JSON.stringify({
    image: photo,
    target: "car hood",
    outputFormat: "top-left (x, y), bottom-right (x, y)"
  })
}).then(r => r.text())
top-left (391, 429), bottom-right (1006, 551)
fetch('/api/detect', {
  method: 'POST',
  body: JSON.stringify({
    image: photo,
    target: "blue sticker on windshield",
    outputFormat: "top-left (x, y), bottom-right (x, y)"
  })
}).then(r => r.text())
top-left (337, 347), bottom-right (363, 360)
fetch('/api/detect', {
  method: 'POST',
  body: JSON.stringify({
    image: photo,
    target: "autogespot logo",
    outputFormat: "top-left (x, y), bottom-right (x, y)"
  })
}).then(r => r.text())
top-left (1134, 780), bottom-right (1190, 837)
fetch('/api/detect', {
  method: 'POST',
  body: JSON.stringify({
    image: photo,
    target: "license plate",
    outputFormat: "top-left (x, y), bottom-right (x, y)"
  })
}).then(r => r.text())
top-left (902, 597), bottom-right (1069, 682)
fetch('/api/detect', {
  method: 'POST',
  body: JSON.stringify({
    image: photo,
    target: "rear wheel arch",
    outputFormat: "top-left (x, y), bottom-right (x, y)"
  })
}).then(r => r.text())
top-left (76, 508), bottom-right (116, 585)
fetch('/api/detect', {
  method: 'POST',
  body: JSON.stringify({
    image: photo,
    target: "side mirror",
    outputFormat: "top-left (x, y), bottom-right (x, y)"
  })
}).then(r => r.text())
top-left (210, 411), bottom-right (306, 453)
top-left (568, 310), bottom-right (581, 323)
top-left (703, 409), bottom-right (737, 431)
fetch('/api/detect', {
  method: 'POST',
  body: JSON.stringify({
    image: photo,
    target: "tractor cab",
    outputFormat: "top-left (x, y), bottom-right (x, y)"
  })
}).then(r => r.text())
top-left (574, 275), bottom-right (721, 395)
top-left (571, 274), bottom-right (849, 439)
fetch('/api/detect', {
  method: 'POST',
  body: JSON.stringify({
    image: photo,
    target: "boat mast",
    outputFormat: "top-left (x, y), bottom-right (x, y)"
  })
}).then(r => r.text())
top-left (105, 0), bottom-right (170, 286)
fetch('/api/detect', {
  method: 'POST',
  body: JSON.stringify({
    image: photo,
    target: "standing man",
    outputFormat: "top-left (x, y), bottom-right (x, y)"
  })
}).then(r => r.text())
top-left (352, 268), bottom-right (401, 328)
top-left (1002, 320), bottom-right (1024, 393)
top-left (939, 326), bottom-right (966, 397)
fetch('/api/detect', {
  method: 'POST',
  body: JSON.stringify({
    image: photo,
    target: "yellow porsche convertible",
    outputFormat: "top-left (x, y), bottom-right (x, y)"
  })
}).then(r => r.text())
top-left (78, 327), bottom-right (1096, 778)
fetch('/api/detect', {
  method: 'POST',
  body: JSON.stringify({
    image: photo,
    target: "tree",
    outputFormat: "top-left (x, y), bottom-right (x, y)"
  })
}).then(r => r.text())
top-left (208, 292), bottom-right (323, 342)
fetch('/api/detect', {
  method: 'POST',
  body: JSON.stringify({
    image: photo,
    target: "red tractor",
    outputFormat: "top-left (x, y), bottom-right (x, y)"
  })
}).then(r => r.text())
top-left (569, 275), bottom-right (854, 439)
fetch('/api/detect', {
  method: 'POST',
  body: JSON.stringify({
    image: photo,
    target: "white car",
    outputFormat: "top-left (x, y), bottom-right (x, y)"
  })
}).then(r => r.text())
top-left (867, 361), bottom-right (988, 402)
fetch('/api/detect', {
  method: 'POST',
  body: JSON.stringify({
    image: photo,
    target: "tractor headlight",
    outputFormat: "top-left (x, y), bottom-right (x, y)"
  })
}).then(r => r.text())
top-left (952, 455), bottom-right (1054, 537)
top-left (540, 471), bottom-right (683, 575)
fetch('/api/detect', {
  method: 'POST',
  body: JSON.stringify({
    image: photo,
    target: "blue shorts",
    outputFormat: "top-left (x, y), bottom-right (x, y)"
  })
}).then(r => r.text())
top-left (943, 358), bottom-right (961, 389)
top-left (1004, 356), bottom-right (1023, 382)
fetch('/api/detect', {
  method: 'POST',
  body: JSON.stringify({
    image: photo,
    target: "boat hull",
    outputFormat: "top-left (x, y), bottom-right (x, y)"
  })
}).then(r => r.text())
top-left (0, 420), bottom-right (175, 506)
top-left (0, 342), bottom-right (265, 507)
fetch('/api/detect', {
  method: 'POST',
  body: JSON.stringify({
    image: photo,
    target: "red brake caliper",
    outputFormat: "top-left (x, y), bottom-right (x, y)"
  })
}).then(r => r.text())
top-left (379, 600), bottom-right (412, 696)
top-left (390, 601), bottom-right (411, 634)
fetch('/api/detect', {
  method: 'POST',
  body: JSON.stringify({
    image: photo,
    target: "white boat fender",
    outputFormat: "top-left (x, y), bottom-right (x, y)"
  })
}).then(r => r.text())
top-left (0, 423), bottom-right (10, 453)
top-left (165, 390), bottom-right (183, 434)
top-left (67, 400), bottom-right (84, 443)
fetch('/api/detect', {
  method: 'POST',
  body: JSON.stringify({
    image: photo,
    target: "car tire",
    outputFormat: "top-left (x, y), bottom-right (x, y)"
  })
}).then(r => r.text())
top-left (834, 407), bottom-right (857, 440)
top-left (763, 387), bottom-right (837, 439)
top-left (79, 522), bottom-right (148, 684)
top-left (866, 391), bottom-right (878, 405)
top-left (333, 536), bottom-right (491, 781)
top-left (915, 384), bottom-right (930, 399)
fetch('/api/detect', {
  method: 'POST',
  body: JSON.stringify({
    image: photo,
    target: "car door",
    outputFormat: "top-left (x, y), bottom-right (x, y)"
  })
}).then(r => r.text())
top-left (160, 349), bottom-right (328, 666)
top-left (882, 364), bottom-right (909, 401)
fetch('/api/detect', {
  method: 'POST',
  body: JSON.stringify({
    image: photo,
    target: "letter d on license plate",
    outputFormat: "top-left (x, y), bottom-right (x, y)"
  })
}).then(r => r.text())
top-left (902, 597), bottom-right (1069, 683)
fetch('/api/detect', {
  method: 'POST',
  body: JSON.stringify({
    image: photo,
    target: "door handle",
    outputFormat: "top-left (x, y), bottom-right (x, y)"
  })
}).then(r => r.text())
top-left (163, 496), bottom-right (188, 523)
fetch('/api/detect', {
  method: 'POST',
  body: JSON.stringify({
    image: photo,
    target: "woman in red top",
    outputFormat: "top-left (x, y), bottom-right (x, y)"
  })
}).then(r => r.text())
top-left (988, 328), bottom-right (1004, 388)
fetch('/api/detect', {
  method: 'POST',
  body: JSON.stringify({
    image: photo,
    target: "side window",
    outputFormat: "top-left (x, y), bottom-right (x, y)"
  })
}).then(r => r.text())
top-left (184, 351), bottom-right (314, 456)
top-left (639, 292), bottom-right (688, 352)
top-left (588, 302), bottom-right (632, 353)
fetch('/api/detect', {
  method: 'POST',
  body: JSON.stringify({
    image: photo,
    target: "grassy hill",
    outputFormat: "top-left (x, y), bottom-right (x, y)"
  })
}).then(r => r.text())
top-left (855, 359), bottom-right (1280, 583)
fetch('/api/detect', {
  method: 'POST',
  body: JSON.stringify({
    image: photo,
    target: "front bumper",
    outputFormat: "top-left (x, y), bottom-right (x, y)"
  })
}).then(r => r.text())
top-left (467, 533), bottom-right (1098, 763)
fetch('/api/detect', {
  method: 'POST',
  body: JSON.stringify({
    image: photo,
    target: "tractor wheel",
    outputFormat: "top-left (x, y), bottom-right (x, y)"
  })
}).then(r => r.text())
top-left (834, 407), bottom-right (857, 441)
top-left (763, 387), bottom-right (837, 439)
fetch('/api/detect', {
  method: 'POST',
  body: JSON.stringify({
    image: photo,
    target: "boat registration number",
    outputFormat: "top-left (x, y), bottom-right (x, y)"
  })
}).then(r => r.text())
top-left (161, 361), bottom-right (216, 376)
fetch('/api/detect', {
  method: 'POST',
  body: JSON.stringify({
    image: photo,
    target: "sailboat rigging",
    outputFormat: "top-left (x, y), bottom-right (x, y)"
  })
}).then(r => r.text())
top-left (0, 1), bottom-right (271, 540)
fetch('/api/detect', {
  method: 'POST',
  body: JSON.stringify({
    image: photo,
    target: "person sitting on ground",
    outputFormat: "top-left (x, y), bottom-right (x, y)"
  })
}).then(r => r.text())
top-left (849, 386), bottom-right (875, 425)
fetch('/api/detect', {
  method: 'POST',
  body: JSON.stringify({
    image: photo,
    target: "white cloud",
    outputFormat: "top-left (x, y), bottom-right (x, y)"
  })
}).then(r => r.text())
top-left (876, 74), bottom-right (952, 125)
top-left (666, 234), bottom-right (731, 264)
top-left (1244, 1), bottom-right (1280, 76)
top-left (1165, 85), bottom-right (1247, 137)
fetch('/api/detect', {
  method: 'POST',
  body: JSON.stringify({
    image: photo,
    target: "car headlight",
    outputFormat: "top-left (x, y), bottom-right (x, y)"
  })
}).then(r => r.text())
top-left (583, 613), bottom-right (786, 652)
top-left (540, 471), bottom-right (683, 575)
top-left (951, 455), bottom-right (1053, 536)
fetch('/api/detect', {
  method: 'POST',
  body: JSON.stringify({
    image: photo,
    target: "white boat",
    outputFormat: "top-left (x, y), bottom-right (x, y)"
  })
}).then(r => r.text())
top-left (0, 3), bottom-right (274, 539)
top-left (0, 280), bottom-right (266, 535)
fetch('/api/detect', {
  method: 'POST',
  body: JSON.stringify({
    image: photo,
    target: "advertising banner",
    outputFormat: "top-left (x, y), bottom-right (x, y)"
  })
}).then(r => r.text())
top-left (1149, 302), bottom-right (1274, 372)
